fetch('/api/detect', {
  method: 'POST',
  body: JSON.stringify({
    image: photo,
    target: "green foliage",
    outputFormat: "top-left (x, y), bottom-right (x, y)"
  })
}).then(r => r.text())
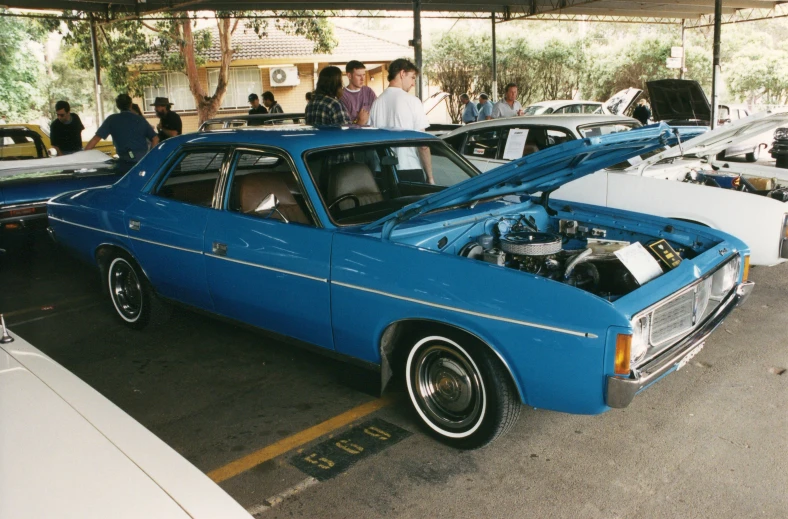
top-left (39, 47), bottom-right (96, 120)
top-left (0, 12), bottom-right (44, 121)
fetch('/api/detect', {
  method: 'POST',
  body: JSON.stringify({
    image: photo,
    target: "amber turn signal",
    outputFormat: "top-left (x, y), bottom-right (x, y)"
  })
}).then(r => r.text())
top-left (742, 255), bottom-right (750, 282)
top-left (614, 334), bottom-right (632, 375)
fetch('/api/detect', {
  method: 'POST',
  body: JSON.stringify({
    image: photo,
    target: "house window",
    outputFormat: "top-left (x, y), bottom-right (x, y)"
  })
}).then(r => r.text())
top-left (207, 67), bottom-right (262, 109)
top-left (143, 72), bottom-right (196, 112)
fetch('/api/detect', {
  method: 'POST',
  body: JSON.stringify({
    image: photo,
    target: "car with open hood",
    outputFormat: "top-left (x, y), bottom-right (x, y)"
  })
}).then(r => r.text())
top-left (0, 149), bottom-right (129, 242)
top-left (0, 327), bottom-right (252, 518)
top-left (555, 111), bottom-right (788, 266)
top-left (48, 125), bottom-right (751, 448)
top-left (647, 79), bottom-right (763, 161)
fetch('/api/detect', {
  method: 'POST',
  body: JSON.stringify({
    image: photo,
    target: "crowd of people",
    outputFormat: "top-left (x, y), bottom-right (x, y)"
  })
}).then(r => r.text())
top-left (49, 58), bottom-right (538, 170)
top-left (49, 95), bottom-right (183, 166)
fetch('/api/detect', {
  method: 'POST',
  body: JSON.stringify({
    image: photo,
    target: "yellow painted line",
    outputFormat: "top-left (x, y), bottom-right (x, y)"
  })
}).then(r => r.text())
top-left (208, 395), bottom-right (395, 483)
top-left (2, 295), bottom-right (95, 319)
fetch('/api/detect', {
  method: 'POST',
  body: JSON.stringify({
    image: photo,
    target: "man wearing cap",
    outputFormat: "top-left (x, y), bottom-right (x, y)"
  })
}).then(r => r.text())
top-left (248, 93), bottom-right (268, 115)
top-left (152, 97), bottom-right (182, 141)
top-left (85, 93), bottom-right (158, 165)
top-left (477, 93), bottom-right (493, 121)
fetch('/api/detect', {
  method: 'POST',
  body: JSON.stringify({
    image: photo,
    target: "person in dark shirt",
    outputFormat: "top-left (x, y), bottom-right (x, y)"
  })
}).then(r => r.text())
top-left (85, 93), bottom-right (158, 164)
top-left (49, 100), bottom-right (85, 155)
top-left (262, 91), bottom-right (284, 114)
top-left (248, 93), bottom-right (268, 115)
top-left (633, 99), bottom-right (652, 125)
top-left (152, 97), bottom-right (182, 141)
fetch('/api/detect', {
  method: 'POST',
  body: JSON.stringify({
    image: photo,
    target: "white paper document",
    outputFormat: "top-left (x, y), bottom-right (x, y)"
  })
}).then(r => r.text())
top-left (614, 242), bottom-right (664, 285)
top-left (502, 129), bottom-right (530, 160)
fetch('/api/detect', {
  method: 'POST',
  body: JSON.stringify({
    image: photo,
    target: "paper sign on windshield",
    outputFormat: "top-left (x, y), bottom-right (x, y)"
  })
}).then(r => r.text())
top-left (614, 242), bottom-right (664, 285)
top-left (502, 129), bottom-right (530, 160)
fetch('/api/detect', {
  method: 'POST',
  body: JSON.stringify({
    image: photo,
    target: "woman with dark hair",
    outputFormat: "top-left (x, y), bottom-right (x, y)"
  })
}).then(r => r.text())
top-left (305, 66), bottom-right (368, 125)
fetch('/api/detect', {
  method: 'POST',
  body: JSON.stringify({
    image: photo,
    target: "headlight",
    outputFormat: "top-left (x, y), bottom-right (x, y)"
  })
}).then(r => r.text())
top-left (710, 256), bottom-right (739, 300)
top-left (630, 315), bottom-right (650, 364)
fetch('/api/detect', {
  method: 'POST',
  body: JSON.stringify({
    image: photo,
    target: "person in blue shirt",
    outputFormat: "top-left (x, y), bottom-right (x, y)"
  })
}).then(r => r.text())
top-left (85, 93), bottom-right (158, 164)
top-left (477, 93), bottom-right (493, 121)
top-left (460, 93), bottom-right (478, 124)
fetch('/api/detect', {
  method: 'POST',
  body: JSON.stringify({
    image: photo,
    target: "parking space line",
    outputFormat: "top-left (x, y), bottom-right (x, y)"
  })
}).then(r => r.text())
top-left (207, 395), bottom-right (395, 483)
top-left (8, 302), bottom-right (102, 327)
top-left (2, 295), bottom-right (96, 319)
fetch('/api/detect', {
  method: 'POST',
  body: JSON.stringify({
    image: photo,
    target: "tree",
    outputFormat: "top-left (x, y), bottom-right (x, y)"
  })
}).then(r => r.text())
top-left (42, 12), bottom-right (336, 122)
top-left (424, 32), bottom-right (490, 123)
top-left (0, 12), bottom-right (45, 122)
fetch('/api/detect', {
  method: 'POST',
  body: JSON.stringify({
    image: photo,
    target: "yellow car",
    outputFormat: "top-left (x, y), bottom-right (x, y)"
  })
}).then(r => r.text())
top-left (0, 123), bottom-right (115, 158)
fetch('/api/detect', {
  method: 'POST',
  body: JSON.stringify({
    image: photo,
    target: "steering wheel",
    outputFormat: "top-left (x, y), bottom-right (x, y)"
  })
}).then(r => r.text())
top-left (328, 193), bottom-right (360, 212)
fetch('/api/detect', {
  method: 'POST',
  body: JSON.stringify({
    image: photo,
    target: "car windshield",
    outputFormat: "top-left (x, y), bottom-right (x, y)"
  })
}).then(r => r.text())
top-left (305, 140), bottom-right (477, 226)
top-left (524, 105), bottom-right (545, 116)
top-left (577, 122), bottom-right (639, 138)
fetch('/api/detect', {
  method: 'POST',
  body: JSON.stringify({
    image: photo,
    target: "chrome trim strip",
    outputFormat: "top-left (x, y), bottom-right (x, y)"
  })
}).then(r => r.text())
top-left (48, 216), bottom-right (127, 239)
top-left (128, 235), bottom-right (203, 255)
top-left (332, 281), bottom-right (598, 339)
top-left (49, 216), bottom-right (203, 255)
top-left (206, 253), bottom-right (327, 282)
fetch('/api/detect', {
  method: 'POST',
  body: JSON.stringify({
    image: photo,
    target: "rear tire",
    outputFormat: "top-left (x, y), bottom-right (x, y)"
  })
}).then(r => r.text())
top-left (106, 254), bottom-right (169, 329)
top-left (405, 332), bottom-right (521, 449)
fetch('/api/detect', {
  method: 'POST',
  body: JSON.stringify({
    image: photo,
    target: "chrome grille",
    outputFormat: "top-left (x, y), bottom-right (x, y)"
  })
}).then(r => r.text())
top-left (650, 289), bottom-right (695, 345)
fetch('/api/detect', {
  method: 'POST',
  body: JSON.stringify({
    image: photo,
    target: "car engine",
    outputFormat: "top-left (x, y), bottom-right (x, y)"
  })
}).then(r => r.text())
top-left (684, 169), bottom-right (788, 202)
top-left (459, 217), bottom-right (671, 299)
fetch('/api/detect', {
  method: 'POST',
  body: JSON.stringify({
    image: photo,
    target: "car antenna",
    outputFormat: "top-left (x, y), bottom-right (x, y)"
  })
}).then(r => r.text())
top-left (0, 315), bottom-right (14, 344)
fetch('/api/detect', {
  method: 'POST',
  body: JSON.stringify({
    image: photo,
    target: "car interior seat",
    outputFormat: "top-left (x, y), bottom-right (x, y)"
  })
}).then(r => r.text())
top-left (326, 162), bottom-right (383, 211)
top-left (237, 171), bottom-right (310, 224)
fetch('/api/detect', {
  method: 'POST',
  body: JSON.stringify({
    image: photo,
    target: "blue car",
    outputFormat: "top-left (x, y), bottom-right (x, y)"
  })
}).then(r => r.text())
top-left (0, 144), bottom-right (127, 242)
top-left (48, 125), bottom-right (753, 448)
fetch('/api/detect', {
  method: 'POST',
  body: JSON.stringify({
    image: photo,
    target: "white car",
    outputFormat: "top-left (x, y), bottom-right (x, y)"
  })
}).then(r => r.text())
top-left (443, 112), bottom-right (788, 266)
top-left (523, 87), bottom-right (642, 116)
top-left (442, 113), bottom-right (643, 173)
top-left (0, 328), bottom-right (252, 519)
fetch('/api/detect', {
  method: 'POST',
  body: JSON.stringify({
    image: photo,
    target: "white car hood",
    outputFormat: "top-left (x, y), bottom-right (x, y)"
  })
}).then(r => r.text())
top-left (0, 149), bottom-right (112, 175)
top-left (633, 111), bottom-right (788, 169)
top-left (0, 332), bottom-right (252, 519)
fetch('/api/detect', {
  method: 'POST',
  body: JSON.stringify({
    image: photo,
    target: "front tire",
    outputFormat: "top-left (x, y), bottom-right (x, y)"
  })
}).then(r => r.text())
top-left (106, 254), bottom-right (169, 329)
top-left (405, 333), bottom-right (521, 449)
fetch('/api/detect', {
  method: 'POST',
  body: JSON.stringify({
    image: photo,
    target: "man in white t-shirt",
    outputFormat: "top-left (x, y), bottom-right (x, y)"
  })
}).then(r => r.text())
top-left (369, 58), bottom-right (434, 184)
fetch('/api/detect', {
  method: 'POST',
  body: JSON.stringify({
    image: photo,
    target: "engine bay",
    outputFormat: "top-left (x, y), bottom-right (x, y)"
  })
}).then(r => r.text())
top-left (685, 168), bottom-right (788, 202)
top-left (459, 214), bottom-right (689, 300)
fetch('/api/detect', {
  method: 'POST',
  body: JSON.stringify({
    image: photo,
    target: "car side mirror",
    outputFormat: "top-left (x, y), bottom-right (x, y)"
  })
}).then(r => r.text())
top-left (254, 194), bottom-right (289, 223)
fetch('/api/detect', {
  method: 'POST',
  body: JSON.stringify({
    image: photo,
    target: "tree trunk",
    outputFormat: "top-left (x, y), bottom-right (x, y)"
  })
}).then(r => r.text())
top-left (180, 15), bottom-right (235, 124)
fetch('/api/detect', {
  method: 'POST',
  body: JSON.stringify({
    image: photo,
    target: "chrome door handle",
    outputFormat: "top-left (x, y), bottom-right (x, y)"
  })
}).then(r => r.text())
top-left (129, 219), bottom-right (140, 231)
top-left (212, 242), bottom-right (227, 256)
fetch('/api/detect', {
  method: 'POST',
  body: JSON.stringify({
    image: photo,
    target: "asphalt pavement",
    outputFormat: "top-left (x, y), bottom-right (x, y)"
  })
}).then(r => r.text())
top-left (1, 235), bottom-right (785, 519)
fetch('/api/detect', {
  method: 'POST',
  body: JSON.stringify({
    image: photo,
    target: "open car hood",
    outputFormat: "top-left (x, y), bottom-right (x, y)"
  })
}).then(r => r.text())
top-left (368, 123), bottom-right (683, 238)
top-left (604, 87), bottom-right (642, 116)
top-left (0, 150), bottom-right (113, 177)
top-left (647, 79), bottom-right (711, 122)
top-left (635, 111), bottom-right (788, 167)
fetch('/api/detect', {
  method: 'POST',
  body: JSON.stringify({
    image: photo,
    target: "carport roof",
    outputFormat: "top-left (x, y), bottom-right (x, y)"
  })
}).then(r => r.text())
top-left (9, 0), bottom-right (784, 25)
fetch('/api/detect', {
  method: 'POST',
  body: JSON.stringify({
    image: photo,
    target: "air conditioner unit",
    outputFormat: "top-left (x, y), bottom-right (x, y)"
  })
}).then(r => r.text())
top-left (269, 66), bottom-right (300, 87)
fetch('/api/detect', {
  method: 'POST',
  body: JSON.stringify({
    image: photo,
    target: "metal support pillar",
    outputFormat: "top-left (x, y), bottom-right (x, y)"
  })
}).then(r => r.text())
top-left (711, 0), bottom-right (722, 129)
top-left (89, 14), bottom-right (104, 123)
top-left (491, 12), bottom-right (498, 102)
top-left (412, 0), bottom-right (423, 100)
top-left (680, 19), bottom-right (686, 80)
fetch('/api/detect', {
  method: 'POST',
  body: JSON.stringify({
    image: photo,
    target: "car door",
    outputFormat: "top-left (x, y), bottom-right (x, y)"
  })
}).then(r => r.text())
top-left (124, 146), bottom-right (228, 311)
top-left (203, 147), bottom-right (334, 350)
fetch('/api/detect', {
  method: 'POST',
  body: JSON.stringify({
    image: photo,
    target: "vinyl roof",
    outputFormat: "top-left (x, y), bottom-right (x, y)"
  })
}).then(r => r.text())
top-left (11, 0), bottom-right (785, 26)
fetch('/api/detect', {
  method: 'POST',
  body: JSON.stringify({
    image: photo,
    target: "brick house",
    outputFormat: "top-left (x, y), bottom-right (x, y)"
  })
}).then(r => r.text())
top-left (131, 24), bottom-right (412, 133)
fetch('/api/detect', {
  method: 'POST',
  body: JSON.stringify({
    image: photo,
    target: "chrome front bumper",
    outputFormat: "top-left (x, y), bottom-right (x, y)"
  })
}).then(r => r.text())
top-left (606, 281), bottom-right (754, 409)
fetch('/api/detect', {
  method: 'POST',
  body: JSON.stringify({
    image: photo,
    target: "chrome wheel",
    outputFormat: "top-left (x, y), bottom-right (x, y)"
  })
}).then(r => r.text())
top-left (407, 336), bottom-right (486, 438)
top-left (108, 257), bottom-right (142, 322)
